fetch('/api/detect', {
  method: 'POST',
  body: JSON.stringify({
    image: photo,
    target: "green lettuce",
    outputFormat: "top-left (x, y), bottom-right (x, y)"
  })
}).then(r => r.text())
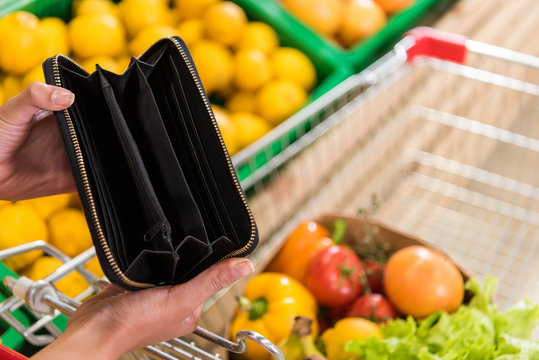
top-left (345, 276), bottom-right (538, 360)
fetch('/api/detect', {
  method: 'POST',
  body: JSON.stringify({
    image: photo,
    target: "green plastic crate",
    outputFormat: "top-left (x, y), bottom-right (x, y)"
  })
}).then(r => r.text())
top-left (233, 0), bottom-right (453, 72)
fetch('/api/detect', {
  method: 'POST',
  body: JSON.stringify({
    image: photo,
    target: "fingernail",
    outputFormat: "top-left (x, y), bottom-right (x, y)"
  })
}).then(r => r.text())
top-left (32, 109), bottom-right (52, 122)
top-left (230, 259), bottom-right (254, 281)
top-left (51, 89), bottom-right (74, 107)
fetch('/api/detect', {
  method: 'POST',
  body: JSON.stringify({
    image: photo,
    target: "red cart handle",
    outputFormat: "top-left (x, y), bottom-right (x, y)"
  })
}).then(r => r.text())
top-left (405, 27), bottom-right (467, 64)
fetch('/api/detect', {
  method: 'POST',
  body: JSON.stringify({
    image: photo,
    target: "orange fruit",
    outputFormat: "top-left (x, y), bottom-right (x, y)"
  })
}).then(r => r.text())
top-left (118, 0), bottom-right (173, 37)
top-left (173, 0), bottom-right (219, 19)
top-left (129, 24), bottom-right (177, 56)
top-left (190, 40), bottom-right (233, 94)
top-left (176, 19), bottom-right (204, 47)
top-left (213, 107), bottom-right (239, 155)
top-left (0, 12), bottom-right (44, 75)
top-left (233, 49), bottom-right (272, 91)
top-left (230, 112), bottom-right (271, 148)
top-left (282, 0), bottom-right (343, 36)
top-left (384, 246), bottom-right (464, 318)
top-left (203, 2), bottom-right (247, 46)
top-left (271, 47), bottom-right (317, 91)
top-left (40, 17), bottom-right (70, 57)
top-left (68, 13), bottom-right (126, 58)
top-left (48, 208), bottom-right (93, 257)
top-left (235, 22), bottom-right (279, 54)
top-left (256, 80), bottom-right (307, 125)
top-left (375, 0), bottom-right (415, 13)
top-left (339, 0), bottom-right (386, 47)
top-left (0, 204), bottom-right (46, 271)
top-left (225, 91), bottom-right (257, 113)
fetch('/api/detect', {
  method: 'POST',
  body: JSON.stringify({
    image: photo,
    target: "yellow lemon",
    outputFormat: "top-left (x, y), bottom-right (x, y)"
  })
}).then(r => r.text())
top-left (0, 204), bottom-right (46, 271)
top-left (69, 14), bottom-right (126, 59)
top-left (85, 256), bottom-right (104, 278)
top-left (40, 17), bottom-right (70, 57)
top-left (75, 0), bottom-right (119, 17)
top-left (225, 91), bottom-right (256, 113)
top-left (1, 75), bottom-right (23, 100)
top-left (25, 256), bottom-right (89, 298)
top-left (203, 2), bottom-right (247, 47)
top-left (16, 194), bottom-right (71, 220)
top-left (22, 65), bottom-right (46, 89)
top-left (176, 19), bottom-right (204, 47)
top-left (272, 47), bottom-right (317, 91)
top-left (256, 80), bottom-right (307, 125)
top-left (230, 112), bottom-right (271, 148)
top-left (0, 200), bottom-right (11, 209)
top-left (213, 107), bottom-right (239, 155)
top-left (48, 209), bottom-right (92, 257)
top-left (0, 83), bottom-right (4, 105)
top-left (235, 22), bottom-right (279, 54)
top-left (190, 40), bottom-right (233, 94)
top-left (173, 0), bottom-right (219, 19)
top-left (119, 0), bottom-right (173, 37)
top-left (234, 49), bottom-right (272, 91)
top-left (129, 24), bottom-right (177, 56)
top-left (0, 11), bottom-right (44, 75)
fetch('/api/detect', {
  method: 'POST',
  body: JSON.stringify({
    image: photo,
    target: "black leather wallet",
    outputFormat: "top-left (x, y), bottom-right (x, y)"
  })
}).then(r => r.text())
top-left (42, 37), bottom-right (258, 290)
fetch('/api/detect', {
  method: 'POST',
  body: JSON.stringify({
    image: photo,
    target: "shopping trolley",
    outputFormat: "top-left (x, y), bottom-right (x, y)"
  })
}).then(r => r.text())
top-left (201, 26), bottom-right (539, 344)
top-left (0, 27), bottom-right (537, 358)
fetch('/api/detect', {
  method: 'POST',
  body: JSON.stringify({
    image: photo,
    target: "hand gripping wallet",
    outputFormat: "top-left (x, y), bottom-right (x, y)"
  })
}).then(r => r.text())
top-left (42, 37), bottom-right (258, 290)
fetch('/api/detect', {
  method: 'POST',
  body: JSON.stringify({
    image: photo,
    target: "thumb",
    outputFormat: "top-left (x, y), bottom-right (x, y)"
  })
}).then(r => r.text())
top-left (173, 258), bottom-right (254, 304)
top-left (0, 82), bottom-right (74, 126)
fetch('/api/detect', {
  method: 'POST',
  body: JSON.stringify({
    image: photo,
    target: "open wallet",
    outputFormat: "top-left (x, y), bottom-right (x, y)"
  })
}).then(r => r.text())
top-left (42, 37), bottom-right (258, 290)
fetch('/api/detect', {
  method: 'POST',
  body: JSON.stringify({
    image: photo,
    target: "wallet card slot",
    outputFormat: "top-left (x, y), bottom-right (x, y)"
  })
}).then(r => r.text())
top-left (166, 54), bottom-right (240, 246)
top-left (148, 57), bottom-right (238, 245)
top-left (124, 249), bottom-right (177, 285)
top-left (97, 68), bottom-right (173, 255)
top-left (147, 74), bottom-right (220, 241)
top-left (68, 100), bottom-right (129, 269)
top-left (121, 63), bottom-right (208, 247)
top-left (173, 236), bottom-right (237, 283)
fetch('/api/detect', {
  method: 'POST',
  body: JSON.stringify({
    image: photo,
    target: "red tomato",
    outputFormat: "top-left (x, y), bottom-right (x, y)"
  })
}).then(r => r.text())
top-left (347, 294), bottom-right (398, 323)
top-left (305, 245), bottom-right (363, 307)
top-left (384, 246), bottom-right (464, 318)
top-left (362, 260), bottom-right (385, 293)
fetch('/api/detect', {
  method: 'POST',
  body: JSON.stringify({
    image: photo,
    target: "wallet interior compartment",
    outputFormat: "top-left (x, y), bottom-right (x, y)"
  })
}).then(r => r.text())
top-left (146, 54), bottom-right (240, 246)
top-left (59, 66), bottom-right (174, 267)
top-left (67, 98), bottom-right (129, 269)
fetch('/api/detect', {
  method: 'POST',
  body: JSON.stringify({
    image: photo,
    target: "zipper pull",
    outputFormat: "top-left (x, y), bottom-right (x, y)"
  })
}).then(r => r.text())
top-left (143, 221), bottom-right (170, 242)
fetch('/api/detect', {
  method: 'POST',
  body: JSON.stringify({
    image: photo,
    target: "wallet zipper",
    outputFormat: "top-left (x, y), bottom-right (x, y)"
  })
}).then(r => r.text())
top-left (52, 55), bottom-right (153, 289)
top-left (166, 37), bottom-right (257, 261)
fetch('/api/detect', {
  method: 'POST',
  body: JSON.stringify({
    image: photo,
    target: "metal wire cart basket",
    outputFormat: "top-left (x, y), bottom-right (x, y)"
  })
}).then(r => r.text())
top-left (0, 27), bottom-right (537, 358)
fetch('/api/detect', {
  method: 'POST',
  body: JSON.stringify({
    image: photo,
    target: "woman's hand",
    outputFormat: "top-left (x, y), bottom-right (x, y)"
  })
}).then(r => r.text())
top-left (0, 82), bottom-right (76, 200)
top-left (31, 257), bottom-right (254, 360)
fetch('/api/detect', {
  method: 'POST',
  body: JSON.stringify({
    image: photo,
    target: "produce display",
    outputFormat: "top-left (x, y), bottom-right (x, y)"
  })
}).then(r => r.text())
top-left (0, 195), bottom-right (103, 297)
top-left (0, 0), bottom-right (319, 155)
top-left (279, 0), bottom-right (415, 48)
top-left (231, 216), bottom-right (539, 359)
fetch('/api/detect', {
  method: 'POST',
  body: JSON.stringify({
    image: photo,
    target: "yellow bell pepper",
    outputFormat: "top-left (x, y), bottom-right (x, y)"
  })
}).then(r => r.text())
top-left (230, 272), bottom-right (318, 360)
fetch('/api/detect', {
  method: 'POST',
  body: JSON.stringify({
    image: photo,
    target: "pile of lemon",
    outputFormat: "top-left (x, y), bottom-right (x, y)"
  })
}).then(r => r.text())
top-left (0, 195), bottom-right (103, 298)
top-left (0, 0), bottom-right (318, 155)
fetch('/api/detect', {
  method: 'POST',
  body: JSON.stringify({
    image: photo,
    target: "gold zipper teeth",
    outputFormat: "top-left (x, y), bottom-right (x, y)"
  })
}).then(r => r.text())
top-left (53, 55), bottom-right (152, 289)
top-left (168, 37), bottom-right (257, 260)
